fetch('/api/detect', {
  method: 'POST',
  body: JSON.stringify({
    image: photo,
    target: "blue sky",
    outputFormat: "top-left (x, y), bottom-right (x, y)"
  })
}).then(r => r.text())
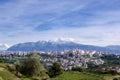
top-left (0, 0), bottom-right (120, 46)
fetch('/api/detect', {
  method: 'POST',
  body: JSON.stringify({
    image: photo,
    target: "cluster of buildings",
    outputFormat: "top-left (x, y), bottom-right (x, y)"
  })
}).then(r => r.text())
top-left (2, 49), bottom-right (119, 71)
top-left (0, 51), bottom-right (29, 59)
top-left (38, 49), bottom-right (104, 70)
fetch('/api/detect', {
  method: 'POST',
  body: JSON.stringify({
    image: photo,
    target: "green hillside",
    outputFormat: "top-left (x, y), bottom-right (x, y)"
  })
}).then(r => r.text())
top-left (0, 63), bottom-right (120, 80)
top-left (51, 72), bottom-right (102, 80)
top-left (0, 63), bottom-right (17, 80)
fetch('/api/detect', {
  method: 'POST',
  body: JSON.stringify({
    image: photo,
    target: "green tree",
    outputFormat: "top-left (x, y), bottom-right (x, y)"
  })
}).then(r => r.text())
top-left (48, 62), bottom-right (63, 78)
top-left (16, 51), bottom-right (47, 78)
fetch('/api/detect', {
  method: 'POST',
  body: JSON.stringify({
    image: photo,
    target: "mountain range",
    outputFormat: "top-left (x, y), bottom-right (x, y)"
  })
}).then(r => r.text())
top-left (7, 40), bottom-right (120, 54)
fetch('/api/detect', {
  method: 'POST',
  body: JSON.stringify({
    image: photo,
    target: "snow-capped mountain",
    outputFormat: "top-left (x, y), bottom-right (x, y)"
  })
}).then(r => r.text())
top-left (7, 40), bottom-right (120, 54)
top-left (0, 44), bottom-right (9, 51)
top-left (7, 39), bottom-right (77, 51)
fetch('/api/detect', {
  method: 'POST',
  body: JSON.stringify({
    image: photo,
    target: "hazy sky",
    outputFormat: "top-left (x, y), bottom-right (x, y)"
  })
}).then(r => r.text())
top-left (0, 0), bottom-right (120, 46)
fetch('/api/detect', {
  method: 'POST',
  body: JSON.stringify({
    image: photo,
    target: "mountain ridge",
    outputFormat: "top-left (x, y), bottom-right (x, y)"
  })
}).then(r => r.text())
top-left (7, 40), bottom-right (120, 54)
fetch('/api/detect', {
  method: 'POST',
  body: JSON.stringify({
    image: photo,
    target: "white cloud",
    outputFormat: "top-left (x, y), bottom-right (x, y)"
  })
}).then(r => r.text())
top-left (0, 0), bottom-right (120, 46)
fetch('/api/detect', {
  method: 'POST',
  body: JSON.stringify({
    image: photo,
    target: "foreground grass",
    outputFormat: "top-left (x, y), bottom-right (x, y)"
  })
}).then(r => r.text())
top-left (51, 72), bottom-right (102, 80)
top-left (0, 63), bottom-right (49, 80)
top-left (0, 63), bottom-right (119, 80)
top-left (21, 78), bottom-right (31, 80)
top-left (0, 70), bottom-right (15, 80)
top-left (0, 63), bottom-right (16, 80)
top-left (103, 75), bottom-right (120, 80)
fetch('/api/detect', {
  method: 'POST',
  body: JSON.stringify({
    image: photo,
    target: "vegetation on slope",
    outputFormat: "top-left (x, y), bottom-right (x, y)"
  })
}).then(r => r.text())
top-left (15, 51), bottom-right (49, 80)
top-left (0, 63), bottom-right (16, 80)
top-left (51, 72), bottom-right (102, 80)
top-left (0, 52), bottom-right (120, 80)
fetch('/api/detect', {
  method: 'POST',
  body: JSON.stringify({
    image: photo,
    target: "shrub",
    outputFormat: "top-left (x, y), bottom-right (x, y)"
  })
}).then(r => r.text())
top-left (48, 62), bottom-right (63, 78)
top-left (15, 52), bottom-right (48, 78)
top-left (7, 64), bottom-right (16, 73)
top-left (107, 70), bottom-right (118, 75)
top-left (71, 66), bottom-right (84, 72)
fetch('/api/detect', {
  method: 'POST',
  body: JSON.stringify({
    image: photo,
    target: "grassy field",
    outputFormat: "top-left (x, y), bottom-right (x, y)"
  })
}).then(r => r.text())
top-left (51, 72), bottom-right (103, 80)
top-left (0, 63), bottom-right (120, 80)
top-left (0, 63), bottom-right (16, 80)
top-left (103, 75), bottom-right (120, 80)
top-left (21, 78), bottom-right (31, 80)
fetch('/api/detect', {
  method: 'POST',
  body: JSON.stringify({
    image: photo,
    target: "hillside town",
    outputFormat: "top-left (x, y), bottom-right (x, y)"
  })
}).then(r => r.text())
top-left (0, 49), bottom-right (104, 69)
top-left (0, 49), bottom-right (120, 73)
top-left (39, 49), bottom-right (104, 70)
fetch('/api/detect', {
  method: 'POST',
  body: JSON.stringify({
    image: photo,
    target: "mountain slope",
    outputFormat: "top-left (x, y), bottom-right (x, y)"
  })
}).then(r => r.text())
top-left (7, 40), bottom-right (120, 54)
top-left (106, 45), bottom-right (120, 50)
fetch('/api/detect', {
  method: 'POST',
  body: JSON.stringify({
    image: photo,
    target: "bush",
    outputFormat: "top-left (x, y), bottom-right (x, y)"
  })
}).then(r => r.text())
top-left (19, 58), bottom-right (41, 77)
top-left (107, 70), bottom-right (118, 75)
top-left (87, 69), bottom-right (118, 75)
top-left (71, 66), bottom-right (84, 72)
top-left (15, 52), bottom-right (48, 78)
top-left (48, 62), bottom-right (63, 78)
top-left (7, 64), bottom-right (16, 73)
